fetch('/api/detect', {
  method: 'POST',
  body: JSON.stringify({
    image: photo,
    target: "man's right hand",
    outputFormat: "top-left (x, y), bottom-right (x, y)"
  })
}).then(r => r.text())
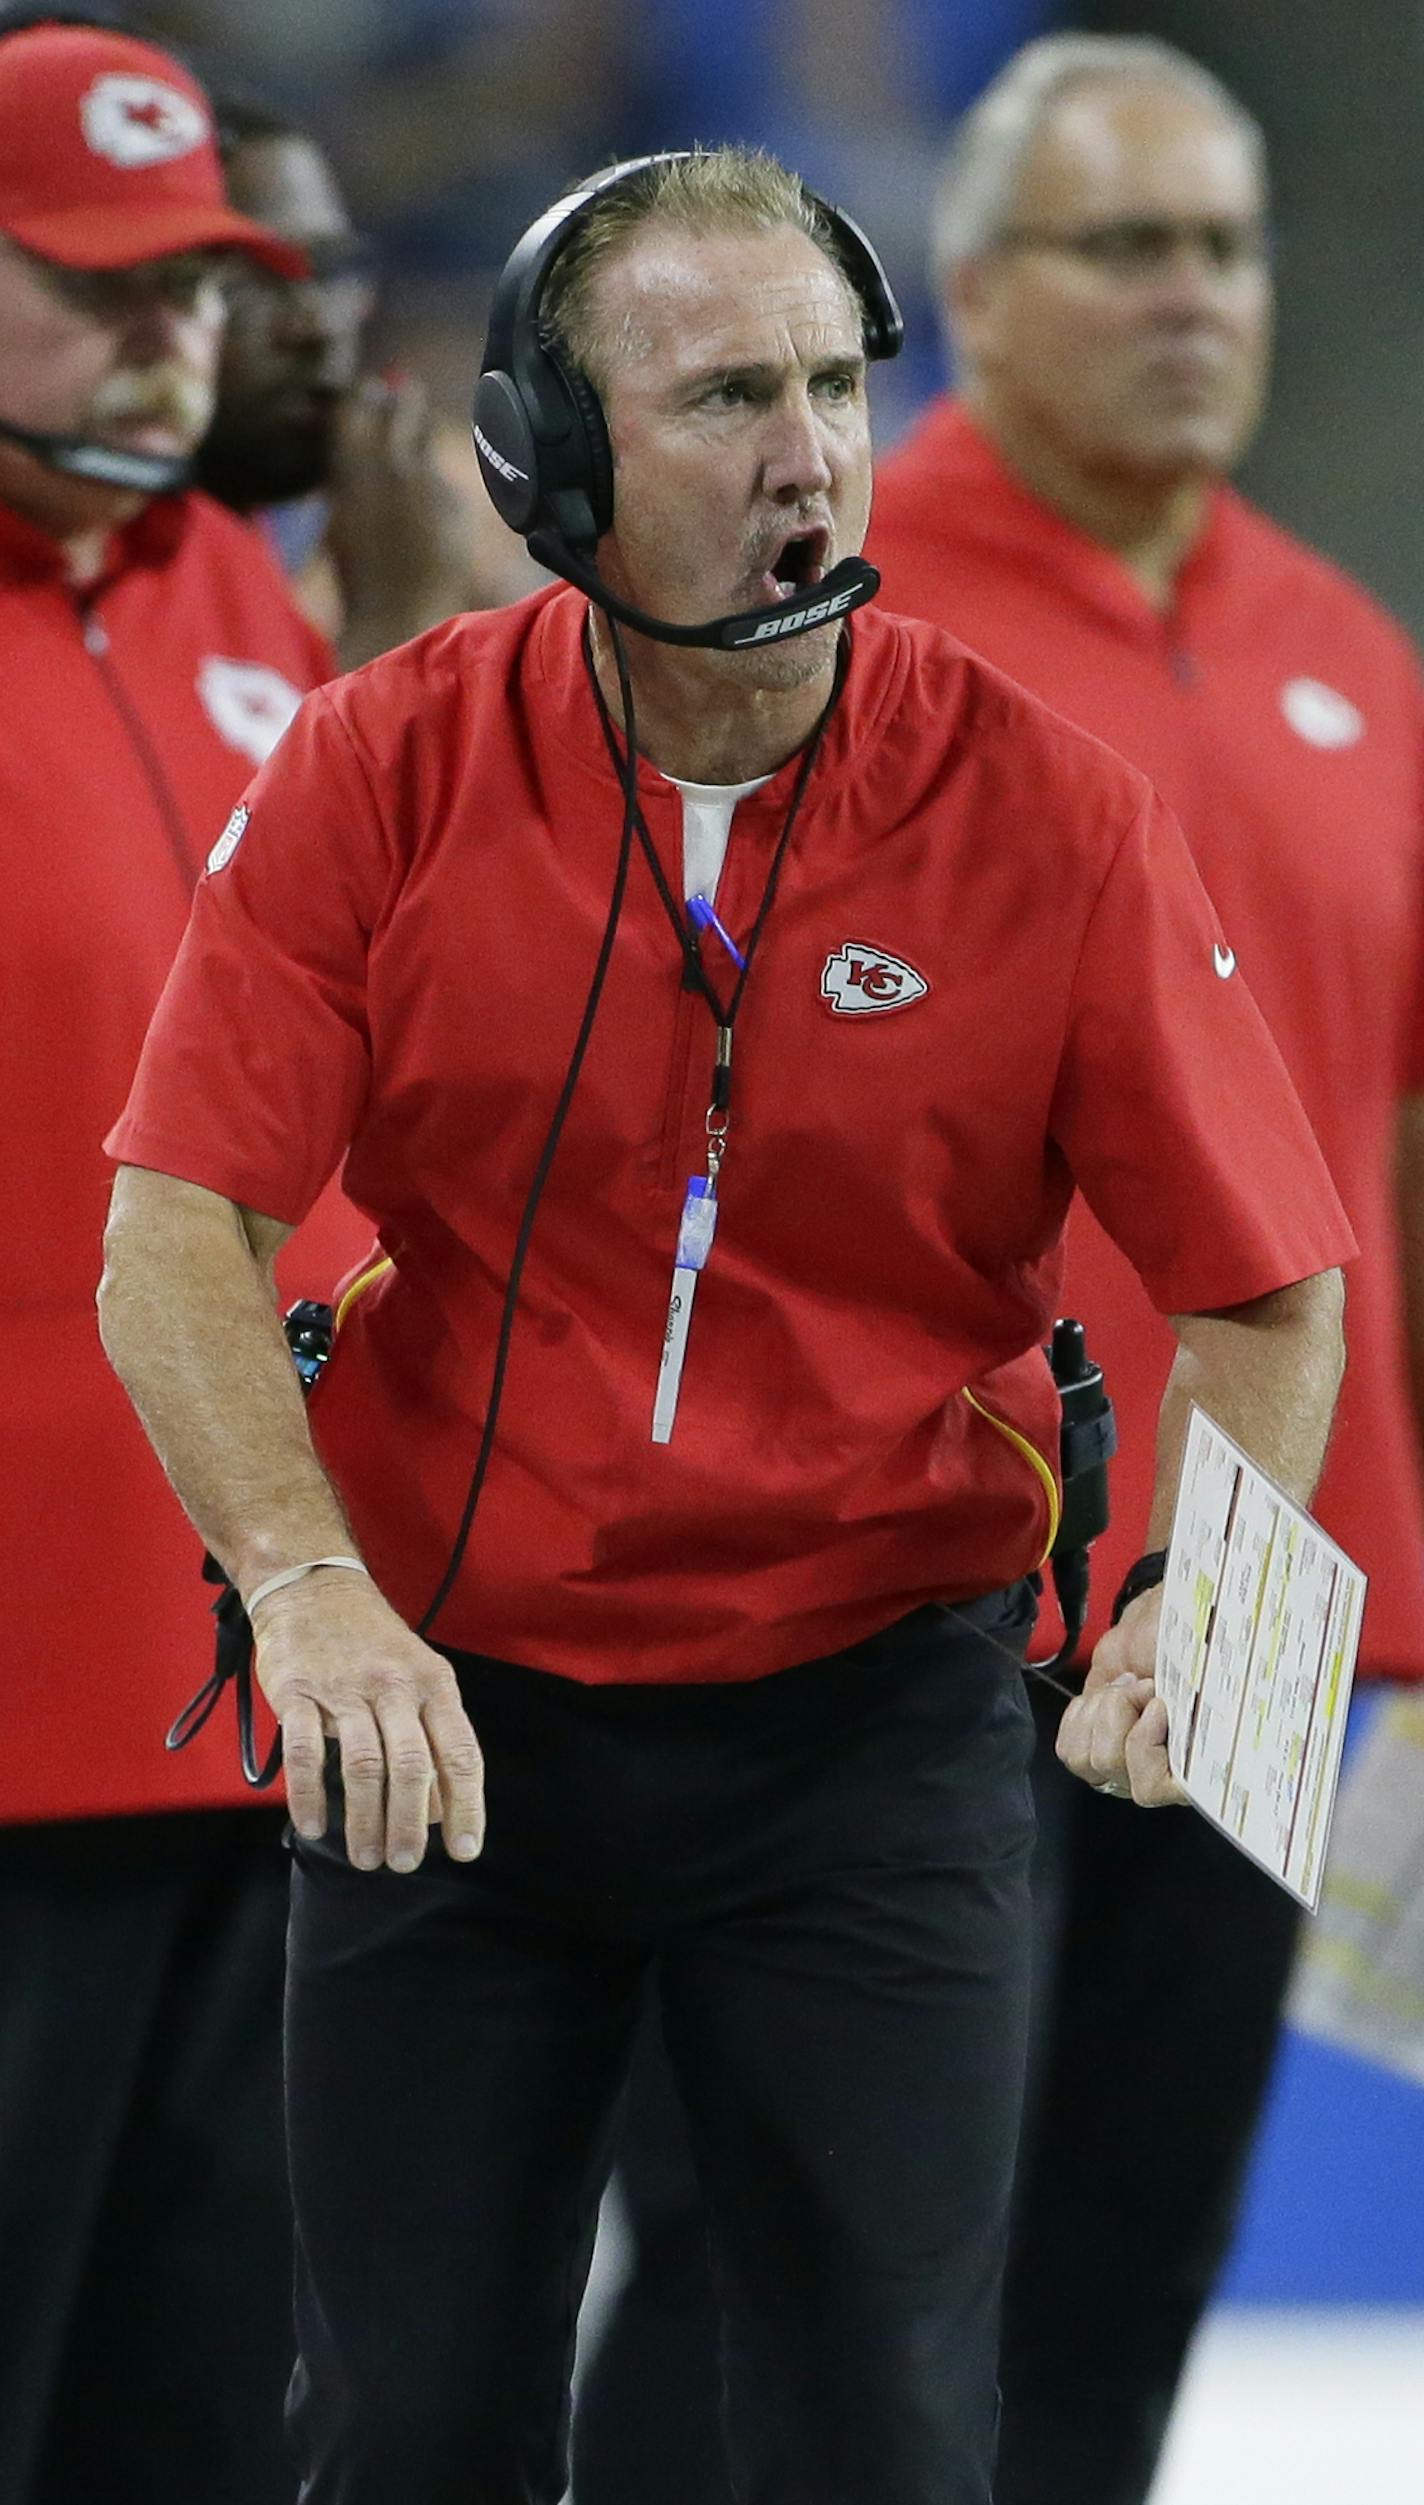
top-left (324, 373), bottom-right (472, 652)
top-left (251, 1569), bottom-right (485, 1874)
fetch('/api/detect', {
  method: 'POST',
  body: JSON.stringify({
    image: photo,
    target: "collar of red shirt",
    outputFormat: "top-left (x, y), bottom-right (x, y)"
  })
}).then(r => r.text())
top-left (524, 580), bottom-right (931, 835)
top-left (0, 485), bottom-right (190, 589)
top-left (873, 395), bottom-right (1257, 644)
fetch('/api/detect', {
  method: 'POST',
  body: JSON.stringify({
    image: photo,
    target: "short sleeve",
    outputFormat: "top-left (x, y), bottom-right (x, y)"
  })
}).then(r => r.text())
top-left (1052, 790), bottom-right (1356, 1311)
top-left (106, 686), bottom-right (392, 1225)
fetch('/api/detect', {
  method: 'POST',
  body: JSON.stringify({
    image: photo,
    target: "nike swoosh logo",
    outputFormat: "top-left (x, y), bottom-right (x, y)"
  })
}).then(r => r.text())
top-left (1213, 943), bottom-right (1237, 979)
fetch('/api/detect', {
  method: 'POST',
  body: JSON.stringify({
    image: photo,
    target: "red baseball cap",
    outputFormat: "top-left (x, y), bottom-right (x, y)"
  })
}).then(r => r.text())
top-left (0, 25), bottom-right (307, 277)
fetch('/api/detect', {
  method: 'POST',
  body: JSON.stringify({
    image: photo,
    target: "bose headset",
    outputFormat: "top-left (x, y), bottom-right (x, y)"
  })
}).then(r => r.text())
top-left (471, 151), bottom-right (904, 649)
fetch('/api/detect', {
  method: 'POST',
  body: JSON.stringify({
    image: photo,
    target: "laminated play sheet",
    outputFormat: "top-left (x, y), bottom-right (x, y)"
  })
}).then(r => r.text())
top-left (1155, 1407), bottom-right (1365, 1910)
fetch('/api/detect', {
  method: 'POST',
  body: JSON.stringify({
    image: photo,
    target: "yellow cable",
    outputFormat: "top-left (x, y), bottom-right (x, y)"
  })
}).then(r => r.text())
top-left (334, 1255), bottom-right (394, 1333)
top-left (962, 1389), bottom-right (1061, 1567)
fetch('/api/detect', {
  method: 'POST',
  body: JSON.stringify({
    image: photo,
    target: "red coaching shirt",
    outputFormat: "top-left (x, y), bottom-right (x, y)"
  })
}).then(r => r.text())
top-left (1, 490), bottom-right (364, 1824)
top-left (870, 398), bottom-right (1424, 1675)
top-left (111, 587), bottom-right (1353, 1684)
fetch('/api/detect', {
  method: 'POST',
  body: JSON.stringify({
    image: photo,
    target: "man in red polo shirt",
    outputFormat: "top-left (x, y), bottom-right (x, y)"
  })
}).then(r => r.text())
top-left (0, 16), bottom-right (364, 2501)
top-left (864, 33), bottom-right (1424, 2505)
top-left (100, 149), bottom-right (1351, 2505)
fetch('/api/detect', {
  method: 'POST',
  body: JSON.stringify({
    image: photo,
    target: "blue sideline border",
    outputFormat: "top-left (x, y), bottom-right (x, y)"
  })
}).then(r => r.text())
top-left (1220, 1693), bottom-right (1424, 2303)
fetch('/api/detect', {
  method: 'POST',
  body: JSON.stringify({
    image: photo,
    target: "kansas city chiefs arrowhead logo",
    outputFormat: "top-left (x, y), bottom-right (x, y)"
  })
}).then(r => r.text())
top-left (821, 940), bottom-right (930, 1017)
top-left (80, 74), bottom-right (208, 169)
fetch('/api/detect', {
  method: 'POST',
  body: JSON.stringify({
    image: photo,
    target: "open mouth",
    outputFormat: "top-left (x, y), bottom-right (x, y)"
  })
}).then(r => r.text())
top-left (755, 525), bottom-right (830, 604)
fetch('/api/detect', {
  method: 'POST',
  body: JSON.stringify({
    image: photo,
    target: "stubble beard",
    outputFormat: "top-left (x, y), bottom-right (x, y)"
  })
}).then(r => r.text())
top-left (714, 622), bottom-right (842, 695)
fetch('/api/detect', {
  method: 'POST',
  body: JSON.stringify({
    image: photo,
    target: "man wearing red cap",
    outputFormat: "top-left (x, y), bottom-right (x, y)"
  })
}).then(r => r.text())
top-left (0, 16), bottom-right (359, 2501)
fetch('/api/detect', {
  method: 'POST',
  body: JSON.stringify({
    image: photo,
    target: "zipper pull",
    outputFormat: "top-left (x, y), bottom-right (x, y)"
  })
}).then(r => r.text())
top-left (82, 610), bottom-right (109, 657)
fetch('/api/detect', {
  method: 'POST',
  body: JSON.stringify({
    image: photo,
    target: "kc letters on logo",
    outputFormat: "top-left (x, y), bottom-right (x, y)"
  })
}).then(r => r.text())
top-left (821, 942), bottom-right (930, 1016)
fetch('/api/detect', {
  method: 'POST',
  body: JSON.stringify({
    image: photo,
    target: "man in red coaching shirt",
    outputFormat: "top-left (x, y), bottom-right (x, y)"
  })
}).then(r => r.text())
top-left (0, 17), bottom-right (365, 2501)
top-left (866, 34), bottom-right (1424, 2505)
top-left (101, 148), bottom-right (1350, 2504)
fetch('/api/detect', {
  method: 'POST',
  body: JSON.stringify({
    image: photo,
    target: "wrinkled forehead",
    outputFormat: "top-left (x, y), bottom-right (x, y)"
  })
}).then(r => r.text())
top-left (1014, 79), bottom-right (1265, 225)
top-left (592, 221), bottom-right (864, 383)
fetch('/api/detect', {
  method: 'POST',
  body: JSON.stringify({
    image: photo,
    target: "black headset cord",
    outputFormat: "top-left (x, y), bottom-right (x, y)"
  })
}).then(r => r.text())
top-left (418, 615), bottom-right (848, 1640)
top-left (413, 622), bottom-right (641, 1636)
top-left (586, 626), bottom-right (848, 1029)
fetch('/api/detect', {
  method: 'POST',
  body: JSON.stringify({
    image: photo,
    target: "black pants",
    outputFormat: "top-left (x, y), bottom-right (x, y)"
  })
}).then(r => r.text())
top-left (285, 1593), bottom-right (1037, 2505)
top-left (572, 1681), bottom-right (1303, 2505)
top-left (0, 1806), bottom-right (296, 2505)
top-left (571, 1998), bottom-right (740, 2505)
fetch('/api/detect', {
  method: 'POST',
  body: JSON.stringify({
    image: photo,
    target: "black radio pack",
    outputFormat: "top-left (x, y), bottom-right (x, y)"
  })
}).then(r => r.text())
top-left (1042, 1317), bottom-right (1118, 1675)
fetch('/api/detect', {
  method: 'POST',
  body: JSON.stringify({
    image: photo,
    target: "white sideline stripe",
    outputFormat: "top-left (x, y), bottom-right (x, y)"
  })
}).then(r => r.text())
top-left (1151, 2309), bottom-right (1424, 2503)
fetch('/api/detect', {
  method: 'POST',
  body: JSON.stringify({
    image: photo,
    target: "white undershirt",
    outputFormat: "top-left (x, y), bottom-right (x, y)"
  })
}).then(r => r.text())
top-left (664, 771), bottom-right (773, 903)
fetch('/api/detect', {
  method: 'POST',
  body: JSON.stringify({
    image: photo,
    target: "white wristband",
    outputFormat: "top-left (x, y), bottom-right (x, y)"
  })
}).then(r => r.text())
top-left (245, 1556), bottom-right (370, 1616)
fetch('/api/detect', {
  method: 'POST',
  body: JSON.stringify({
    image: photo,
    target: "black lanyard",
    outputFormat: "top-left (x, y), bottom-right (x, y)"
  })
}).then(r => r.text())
top-left (583, 622), bottom-right (847, 1179)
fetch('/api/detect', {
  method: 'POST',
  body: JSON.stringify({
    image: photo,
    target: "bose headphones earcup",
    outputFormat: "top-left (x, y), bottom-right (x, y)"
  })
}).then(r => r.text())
top-left (470, 369), bottom-right (541, 533)
top-left (472, 163), bottom-right (649, 551)
top-left (553, 354), bottom-right (615, 542)
top-left (473, 348), bottom-right (612, 549)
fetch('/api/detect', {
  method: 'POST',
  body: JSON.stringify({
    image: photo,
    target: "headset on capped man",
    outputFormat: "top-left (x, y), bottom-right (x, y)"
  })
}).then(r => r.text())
top-left (0, 10), bottom-right (173, 488)
top-left (0, 5), bottom-right (310, 494)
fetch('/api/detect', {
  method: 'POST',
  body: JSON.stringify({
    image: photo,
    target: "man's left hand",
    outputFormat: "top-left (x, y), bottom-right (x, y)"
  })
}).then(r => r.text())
top-left (1055, 1585), bottom-right (1185, 1807)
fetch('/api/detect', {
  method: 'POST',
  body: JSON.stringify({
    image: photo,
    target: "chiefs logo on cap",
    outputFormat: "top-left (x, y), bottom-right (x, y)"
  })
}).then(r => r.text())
top-left (821, 941), bottom-right (930, 1017)
top-left (80, 74), bottom-right (208, 170)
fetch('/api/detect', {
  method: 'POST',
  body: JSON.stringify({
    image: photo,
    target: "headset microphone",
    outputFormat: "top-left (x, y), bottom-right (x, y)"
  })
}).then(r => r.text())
top-left (0, 411), bottom-right (190, 493)
top-left (524, 528), bottom-right (881, 650)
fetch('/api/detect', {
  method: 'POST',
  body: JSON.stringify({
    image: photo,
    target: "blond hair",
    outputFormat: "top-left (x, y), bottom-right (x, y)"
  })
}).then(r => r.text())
top-left (542, 147), bottom-right (861, 389)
